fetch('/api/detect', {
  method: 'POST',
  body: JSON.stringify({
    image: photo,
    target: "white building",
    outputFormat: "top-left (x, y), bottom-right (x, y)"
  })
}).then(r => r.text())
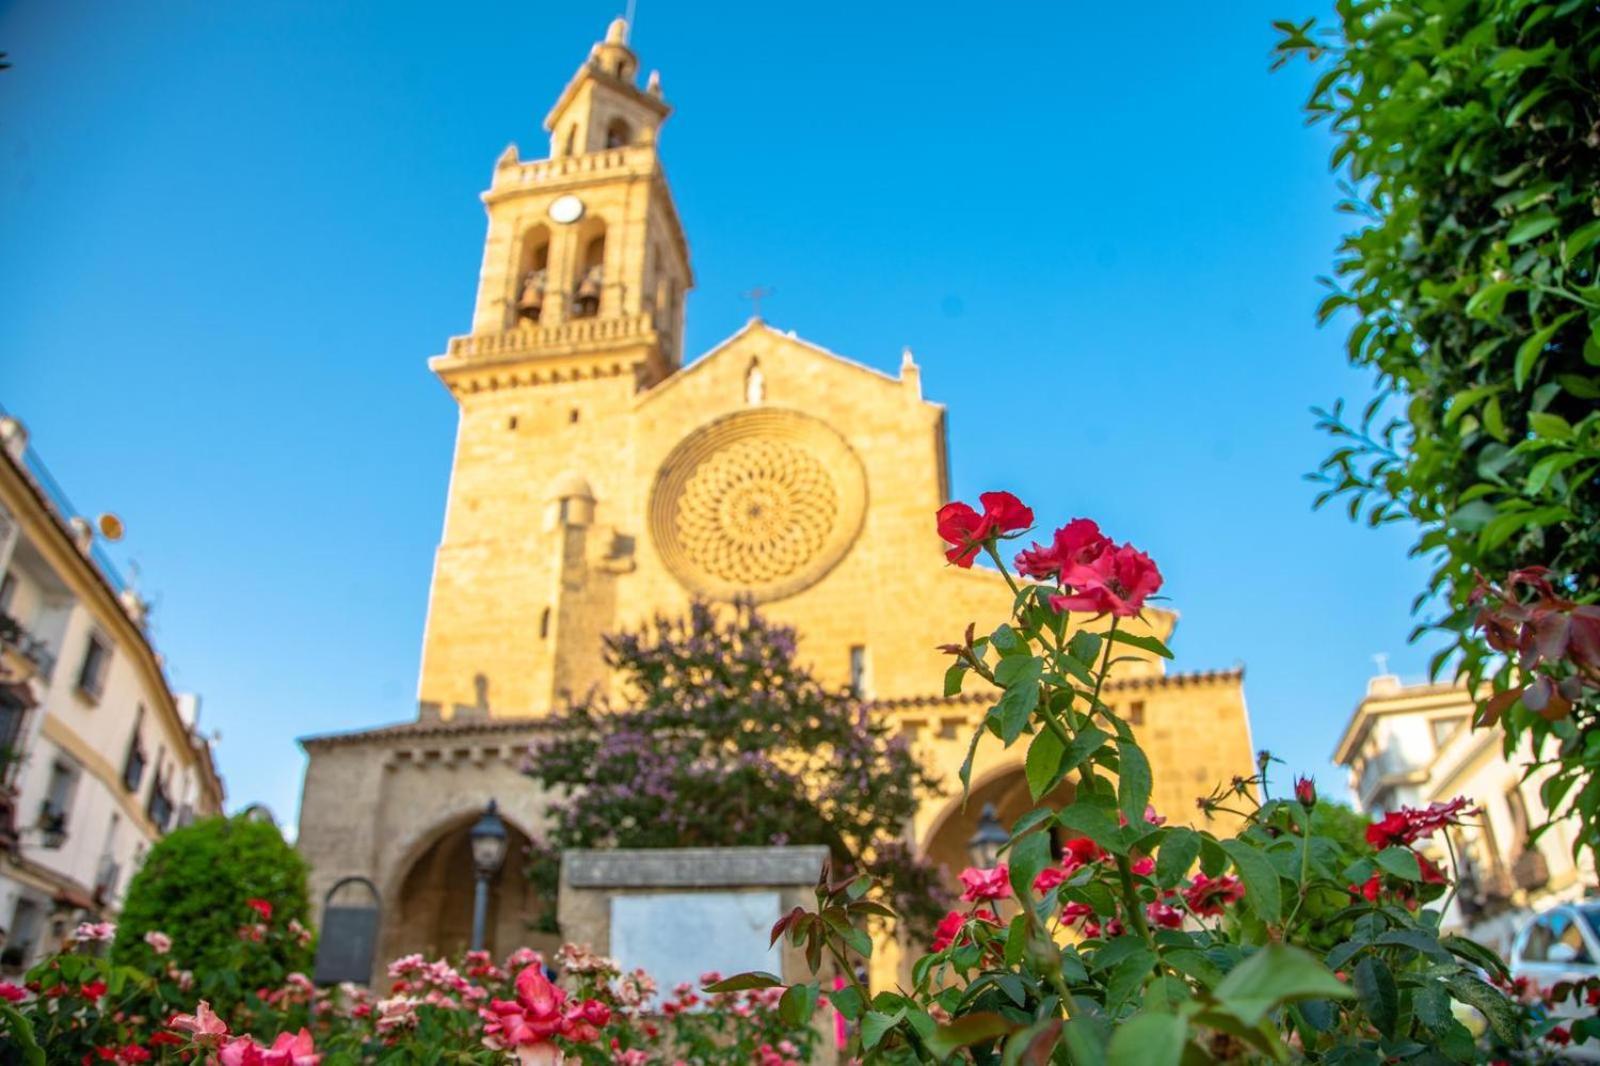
top-left (1334, 674), bottom-right (1595, 954)
top-left (0, 415), bottom-right (224, 973)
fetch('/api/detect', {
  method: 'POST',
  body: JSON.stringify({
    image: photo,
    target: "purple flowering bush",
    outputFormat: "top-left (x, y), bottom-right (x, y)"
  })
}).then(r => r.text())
top-left (524, 601), bottom-right (948, 937)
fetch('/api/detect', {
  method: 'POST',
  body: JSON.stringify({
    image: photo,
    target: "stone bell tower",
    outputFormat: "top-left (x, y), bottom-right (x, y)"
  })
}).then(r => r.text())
top-left (417, 18), bottom-right (693, 720)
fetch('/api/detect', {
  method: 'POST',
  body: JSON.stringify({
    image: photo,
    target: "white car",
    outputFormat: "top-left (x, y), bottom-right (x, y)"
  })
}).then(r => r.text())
top-left (1508, 901), bottom-right (1600, 1060)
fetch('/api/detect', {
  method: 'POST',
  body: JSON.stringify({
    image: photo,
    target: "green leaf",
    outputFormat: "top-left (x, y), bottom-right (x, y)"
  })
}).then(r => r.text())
top-left (1025, 728), bottom-right (1066, 801)
top-left (1465, 280), bottom-right (1518, 319)
top-left (1441, 934), bottom-right (1510, 981)
top-left (1562, 219), bottom-right (1600, 266)
top-left (1220, 839), bottom-right (1283, 922)
top-left (1059, 724), bottom-right (1110, 777)
top-left (958, 721), bottom-right (984, 796)
top-left (994, 676), bottom-right (1040, 745)
top-left (1374, 847), bottom-right (1421, 881)
top-left (861, 1009), bottom-right (904, 1050)
top-left (925, 1012), bottom-right (1019, 1058)
top-left (1067, 630), bottom-right (1102, 665)
top-left (1107, 1010), bottom-right (1186, 1066)
top-left (830, 984), bottom-right (864, 1021)
top-left (778, 982), bottom-right (816, 1027)
top-left (1155, 828), bottom-right (1201, 888)
top-left (0, 1003), bottom-right (46, 1066)
top-left (1116, 741), bottom-right (1152, 827)
top-left (1374, 927), bottom-right (1452, 962)
top-left (1444, 974), bottom-right (1520, 1043)
top-left (1213, 944), bottom-right (1353, 1027)
top-left (1507, 212), bottom-right (1559, 245)
top-left (1528, 411), bottom-right (1574, 439)
top-left (943, 662), bottom-right (966, 697)
top-left (994, 653), bottom-right (1042, 687)
top-left (1353, 956), bottom-right (1398, 1038)
top-left (1009, 830), bottom-right (1052, 900)
top-left (1108, 629), bottom-right (1174, 659)
top-left (1515, 313), bottom-right (1577, 389)
top-left (1057, 802), bottom-right (1126, 854)
top-left (703, 971), bottom-right (783, 992)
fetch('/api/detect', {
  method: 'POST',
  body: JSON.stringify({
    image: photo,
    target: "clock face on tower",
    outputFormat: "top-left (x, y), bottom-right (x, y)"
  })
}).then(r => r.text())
top-left (548, 194), bottom-right (585, 224)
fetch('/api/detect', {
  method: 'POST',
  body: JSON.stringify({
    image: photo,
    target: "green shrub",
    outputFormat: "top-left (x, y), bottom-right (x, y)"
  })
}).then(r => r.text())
top-left (112, 814), bottom-right (314, 995)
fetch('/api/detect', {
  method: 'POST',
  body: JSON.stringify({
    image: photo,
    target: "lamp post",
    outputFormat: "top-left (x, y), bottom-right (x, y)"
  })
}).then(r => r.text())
top-left (967, 803), bottom-right (1008, 869)
top-left (468, 800), bottom-right (508, 952)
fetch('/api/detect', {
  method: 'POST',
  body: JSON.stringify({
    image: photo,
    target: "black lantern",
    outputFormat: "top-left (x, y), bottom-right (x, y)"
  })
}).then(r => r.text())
top-left (468, 800), bottom-right (507, 951)
top-left (967, 803), bottom-right (1008, 869)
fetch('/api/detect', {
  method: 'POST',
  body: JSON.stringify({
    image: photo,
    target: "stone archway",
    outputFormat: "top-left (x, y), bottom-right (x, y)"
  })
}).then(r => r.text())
top-left (921, 764), bottom-right (1078, 890)
top-left (381, 811), bottom-right (549, 962)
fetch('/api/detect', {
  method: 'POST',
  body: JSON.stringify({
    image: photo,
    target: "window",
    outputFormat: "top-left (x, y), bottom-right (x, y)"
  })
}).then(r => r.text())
top-left (1430, 715), bottom-right (1467, 749)
top-left (563, 126), bottom-right (577, 156)
top-left (508, 415), bottom-right (519, 431)
top-left (604, 118), bottom-right (631, 148)
top-left (146, 770), bottom-right (174, 833)
top-left (849, 645), bottom-right (869, 697)
top-left (0, 571), bottom-right (15, 614)
top-left (539, 608), bottom-right (551, 639)
top-left (76, 632), bottom-right (111, 700)
top-left (39, 758), bottom-right (79, 846)
top-left (1505, 784), bottom-right (1531, 849)
top-left (1523, 910), bottom-right (1594, 964)
top-left (1521, 915), bottom-right (1558, 962)
top-left (1128, 700), bottom-right (1146, 725)
top-left (122, 706), bottom-right (146, 793)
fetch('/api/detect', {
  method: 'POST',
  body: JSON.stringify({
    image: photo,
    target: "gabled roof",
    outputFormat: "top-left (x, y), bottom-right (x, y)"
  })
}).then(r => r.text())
top-left (637, 318), bottom-right (929, 409)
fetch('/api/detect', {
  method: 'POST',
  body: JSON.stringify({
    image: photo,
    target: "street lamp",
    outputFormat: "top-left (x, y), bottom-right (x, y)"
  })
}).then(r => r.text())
top-left (967, 803), bottom-right (1008, 869)
top-left (468, 800), bottom-right (508, 952)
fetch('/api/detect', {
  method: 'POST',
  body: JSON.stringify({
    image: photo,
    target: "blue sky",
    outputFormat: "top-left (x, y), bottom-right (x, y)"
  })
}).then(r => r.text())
top-left (0, 2), bottom-right (1434, 828)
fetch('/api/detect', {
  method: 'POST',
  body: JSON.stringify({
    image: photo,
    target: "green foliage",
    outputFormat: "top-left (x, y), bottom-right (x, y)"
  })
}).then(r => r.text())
top-left (718, 504), bottom-right (1573, 1062)
top-left (112, 814), bottom-right (313, 994)
top-left (525, 601), bottom-right (948, 938)
top-left (1275, 2), bottom-right (1600, 854)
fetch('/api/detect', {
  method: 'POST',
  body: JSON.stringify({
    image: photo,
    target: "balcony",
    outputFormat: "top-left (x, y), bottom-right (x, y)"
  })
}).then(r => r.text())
top-left (0, 610), bottom-right (55, 681)
top-left (488, 145), bottom-right (655, 194)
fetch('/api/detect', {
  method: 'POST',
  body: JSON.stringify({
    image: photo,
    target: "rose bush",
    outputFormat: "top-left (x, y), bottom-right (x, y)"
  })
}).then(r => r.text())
top-left (709, 497), bottom-right (1599, 1063)
top-left (0, 903), bottom-right (815, 1064)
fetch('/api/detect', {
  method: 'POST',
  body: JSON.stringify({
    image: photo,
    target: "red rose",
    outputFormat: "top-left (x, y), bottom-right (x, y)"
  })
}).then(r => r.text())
top-left (80, 981), bottom-right (108, 1000)
top-left (1146, 901), bottom-right (1184, 929)
top-left (1032, 865), bottom-right (1068, 894)
top-left (1052, 543), bottom-right (1162, 617)
top-left (958, 865), bottom-right (1012, 903)
top-left (0, 982), bottom-right (24, 1003)
top-left (1293, 776), bottom-right (1317, 806)
top-left (245, 898), bottom-right (273, 921)
top-left (930, 908), bottom-right (998, 951)
top-left (1548, 1026), bottom-right (1572, 1046)
top-left (936, 492), bottom-right (1033, 568)
top-left (1184, 873), bottom-right (1246, 916)
top-left (1015, 519), bottom-right (1110, 581)
top-left (1365, 797), bottom-right (1476, 849)
top-left (1418, 854), bottom-right (1448, 885)
top-left (1061, 836), bottom-right (1105, 871)
top-left (1349, 873), bottom-right (1382, 903)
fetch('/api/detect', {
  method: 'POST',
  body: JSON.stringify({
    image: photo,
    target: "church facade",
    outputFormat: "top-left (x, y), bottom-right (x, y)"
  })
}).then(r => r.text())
top-left (295, 20), bottom-right (1257, 983)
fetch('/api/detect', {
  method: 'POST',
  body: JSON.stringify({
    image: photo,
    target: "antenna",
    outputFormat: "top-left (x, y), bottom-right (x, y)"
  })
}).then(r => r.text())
top-left (1372, 652), bottom-right (1390, 676)
top-left (624, 0), bottom-right (637, 38)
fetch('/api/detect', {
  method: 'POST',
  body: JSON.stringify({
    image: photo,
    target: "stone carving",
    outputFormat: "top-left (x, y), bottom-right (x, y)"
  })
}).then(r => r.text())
top-left (650, 410), bottom-right (866, 602)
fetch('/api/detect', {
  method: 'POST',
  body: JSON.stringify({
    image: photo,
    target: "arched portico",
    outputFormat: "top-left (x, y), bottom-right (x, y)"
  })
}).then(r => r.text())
top-left (380, 809), bottom-right (552, 962)
top-left (920, 763), bottom-right (1078, 887)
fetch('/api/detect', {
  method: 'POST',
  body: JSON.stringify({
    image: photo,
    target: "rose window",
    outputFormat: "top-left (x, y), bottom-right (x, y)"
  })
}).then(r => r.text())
top-left (650, 410), bottom-right (866, 602)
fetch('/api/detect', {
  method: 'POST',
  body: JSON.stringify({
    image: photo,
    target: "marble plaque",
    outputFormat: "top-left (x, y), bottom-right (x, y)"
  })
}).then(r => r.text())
top-left (609, 890), bottom-right (782, 1002)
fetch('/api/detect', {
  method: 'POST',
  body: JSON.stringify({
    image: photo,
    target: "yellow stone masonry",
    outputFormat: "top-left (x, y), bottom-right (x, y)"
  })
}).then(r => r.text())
top-left (296, 18), bottom-right (1257, 988)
